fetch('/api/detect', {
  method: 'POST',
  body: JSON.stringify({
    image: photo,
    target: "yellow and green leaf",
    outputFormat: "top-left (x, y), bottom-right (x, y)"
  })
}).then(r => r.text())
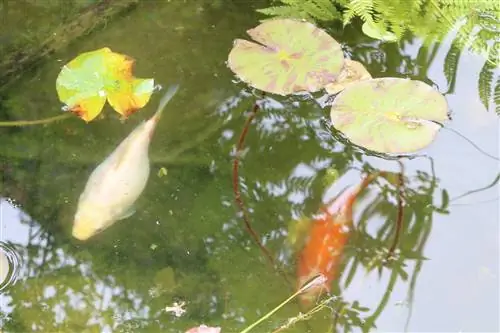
top-left (56, 47), bottom-right (154, 122)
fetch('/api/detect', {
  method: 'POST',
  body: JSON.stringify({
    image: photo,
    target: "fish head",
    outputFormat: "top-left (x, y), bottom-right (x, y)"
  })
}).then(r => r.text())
top-left (72, 203), bottom-right (115, 241)
top-left (296, 270), bottom-right (330, 308)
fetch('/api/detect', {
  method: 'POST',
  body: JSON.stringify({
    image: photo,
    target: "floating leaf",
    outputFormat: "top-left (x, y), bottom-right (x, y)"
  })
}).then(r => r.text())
top-left (330, 78), bottom-right (449, 154)
top-left (361, 21), bottom-right (398, 42)
top-left (227, 18), bottom-right (344, 95)
top-left (56, 47), bottom-right (155, 122)
top-left (324, 59), bottom-right (372, 95)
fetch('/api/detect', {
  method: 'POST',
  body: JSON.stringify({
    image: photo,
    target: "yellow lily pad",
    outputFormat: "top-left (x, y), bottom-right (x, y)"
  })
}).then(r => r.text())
top-left (56, 47), bottom-right (155, 122)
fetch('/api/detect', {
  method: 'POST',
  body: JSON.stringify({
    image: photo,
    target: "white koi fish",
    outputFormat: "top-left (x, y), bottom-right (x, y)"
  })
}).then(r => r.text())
top-left (71, 84), bottom-right (180, 240)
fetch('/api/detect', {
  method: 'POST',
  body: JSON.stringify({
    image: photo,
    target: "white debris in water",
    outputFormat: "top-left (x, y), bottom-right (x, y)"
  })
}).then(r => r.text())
top-left (148, 286), bottom-right (161, 298)
top-left (165, 301), bottom-right (186, 317)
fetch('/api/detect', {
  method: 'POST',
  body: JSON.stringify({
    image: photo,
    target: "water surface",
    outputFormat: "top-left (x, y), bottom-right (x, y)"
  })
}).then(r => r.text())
top-left (0, 1), bottom-right (498, 332)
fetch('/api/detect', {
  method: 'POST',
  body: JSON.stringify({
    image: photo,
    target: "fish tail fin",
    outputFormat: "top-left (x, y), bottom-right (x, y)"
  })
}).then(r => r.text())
top-left (346, 172), bottom-right (379, 207)
top-left (152, 84), bottom-right (180, 121)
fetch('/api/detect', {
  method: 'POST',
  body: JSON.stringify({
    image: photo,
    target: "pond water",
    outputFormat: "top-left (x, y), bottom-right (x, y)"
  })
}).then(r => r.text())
top-left (0, 1), bottom-right (498, 332)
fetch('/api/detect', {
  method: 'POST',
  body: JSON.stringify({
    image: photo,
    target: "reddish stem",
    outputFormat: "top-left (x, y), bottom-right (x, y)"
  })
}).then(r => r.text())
top-left (387, 161), bottom-right (405, 260)
top-left (232, 95), bottom-right (276, 267)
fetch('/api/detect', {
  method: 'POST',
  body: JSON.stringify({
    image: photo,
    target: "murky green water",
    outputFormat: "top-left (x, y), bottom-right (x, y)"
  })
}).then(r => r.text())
top-left (0, 1), bottom-right (498, 332)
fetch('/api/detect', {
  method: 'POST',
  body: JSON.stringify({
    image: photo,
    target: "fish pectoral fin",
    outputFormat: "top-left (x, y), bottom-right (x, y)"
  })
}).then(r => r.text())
top-left (117, 207), bottom-right (136, 220)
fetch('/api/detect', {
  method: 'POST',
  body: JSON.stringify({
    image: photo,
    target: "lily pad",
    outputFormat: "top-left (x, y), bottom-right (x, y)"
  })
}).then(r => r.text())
top-left (362, 21), bottom-right (398, 42)
top-left (56, 47), bottom-right (155, 122)
top-left (324, 59), bottom-right (372, 95)
top-left (227, 19), bottom-right (344, 95)
top-left (330, 78), bottom-right (449, 154)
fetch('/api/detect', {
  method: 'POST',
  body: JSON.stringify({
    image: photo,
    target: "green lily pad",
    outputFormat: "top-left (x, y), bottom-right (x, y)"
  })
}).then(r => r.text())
top-left (362, 21), bottom-right (398, 42)
top-left (227, 19), bottom-right (344, 95)
top-left (330, 78), bottom-right (449, 154)
top-left (56, 47), bottom-right (155, 122)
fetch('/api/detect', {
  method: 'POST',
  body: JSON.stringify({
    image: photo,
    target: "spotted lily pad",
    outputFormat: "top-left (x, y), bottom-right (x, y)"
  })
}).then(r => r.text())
top-left (325, 59), bottom-right (372, 95)
top-left (56, 47), bottom-right (155, 122)
top-left (330, 78), bottom-right (449, 154)
top-left (227, 19), bottom-right (344, 95)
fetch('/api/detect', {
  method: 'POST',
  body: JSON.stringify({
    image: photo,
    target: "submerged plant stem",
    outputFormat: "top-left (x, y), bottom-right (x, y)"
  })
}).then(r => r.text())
top-left (0, 113), bottom-right (72, 127)
top-left (232, 94), bottom-right (276, 267)
top-left (239, 274), bottom-right (324, 333)
top-left (387, 161), bottom-right (405, 260)
top-left (434, 122), bottom-right (499, 161)
top-left (451, 172), bottom-right (500, 202)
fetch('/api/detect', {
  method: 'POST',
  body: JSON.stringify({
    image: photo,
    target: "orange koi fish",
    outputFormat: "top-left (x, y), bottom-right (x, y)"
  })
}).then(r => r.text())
top-left (296, 174), bottom-right (377, 306)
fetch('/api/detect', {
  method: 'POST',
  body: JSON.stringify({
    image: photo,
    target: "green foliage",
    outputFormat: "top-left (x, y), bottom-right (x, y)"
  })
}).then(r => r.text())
top-left (259, 0), bottom-right (500, 113)
top-left (495, 77), bottom-right (500, 114)
top-left (478, 44), bottom-right (499, 113)
top-left (256, 0), bottom-right (342, 22)
top-left (443, 37), bottom-right (462, 92)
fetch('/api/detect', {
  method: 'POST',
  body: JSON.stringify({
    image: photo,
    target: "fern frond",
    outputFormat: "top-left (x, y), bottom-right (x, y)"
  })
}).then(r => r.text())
top-left (257, 0), bottom-right (341, 22)
top-left (478, 43), bottom-right (499, 112)
top-left (478, 59), bottom-right (494, 111)
top-left (257, 6), bottom-right (312, 21)
top-left (443, 39), bottom-right (462, 91)
top-left (494, 78), bottom-right (500, 115)
top-left (440, 0), bottom-right (500, 11)
top-left (344, 0), bottom-right (375, 24)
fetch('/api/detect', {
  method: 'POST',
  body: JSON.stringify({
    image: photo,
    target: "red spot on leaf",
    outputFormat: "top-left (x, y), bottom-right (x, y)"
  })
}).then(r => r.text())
top-left (280, 59), bottom-right (290, 70)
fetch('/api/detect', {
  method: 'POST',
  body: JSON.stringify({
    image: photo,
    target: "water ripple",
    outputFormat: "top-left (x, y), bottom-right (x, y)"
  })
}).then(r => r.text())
top-left (0, 241), bottom-right (22, 292)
